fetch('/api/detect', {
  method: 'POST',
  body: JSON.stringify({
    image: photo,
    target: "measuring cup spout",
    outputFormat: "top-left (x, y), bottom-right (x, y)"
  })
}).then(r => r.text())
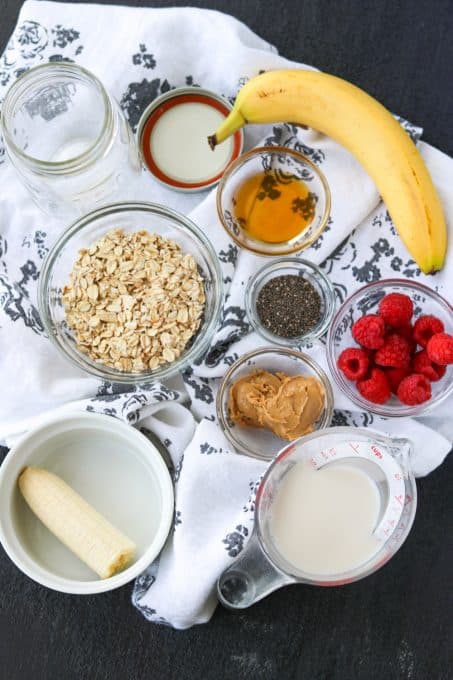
top-left (384, 436), bottom-right (414, 476)
top-left (217, 531), bottom-right (294, 610)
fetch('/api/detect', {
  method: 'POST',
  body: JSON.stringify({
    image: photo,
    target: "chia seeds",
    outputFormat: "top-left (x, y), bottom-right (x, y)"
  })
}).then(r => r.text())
top-left (256, 274), bottom-right (322, 338)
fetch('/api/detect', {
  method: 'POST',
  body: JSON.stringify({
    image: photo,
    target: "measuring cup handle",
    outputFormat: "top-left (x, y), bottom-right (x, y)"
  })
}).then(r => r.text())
top-left (217, 531), bottom-right (293, 610)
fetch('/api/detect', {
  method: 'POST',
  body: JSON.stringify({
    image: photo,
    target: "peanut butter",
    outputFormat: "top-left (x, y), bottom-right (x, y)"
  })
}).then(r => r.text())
top-left (228, 370), bottom-right (324, 441)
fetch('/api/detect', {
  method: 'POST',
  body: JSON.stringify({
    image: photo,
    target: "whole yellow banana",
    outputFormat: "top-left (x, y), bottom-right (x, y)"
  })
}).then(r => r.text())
top-left (209, 69), bottom-right (447, 273)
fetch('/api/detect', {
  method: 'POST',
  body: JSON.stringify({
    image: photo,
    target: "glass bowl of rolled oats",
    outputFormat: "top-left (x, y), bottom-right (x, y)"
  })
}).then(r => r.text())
top-left (38, 201), bottom-right (223, 383)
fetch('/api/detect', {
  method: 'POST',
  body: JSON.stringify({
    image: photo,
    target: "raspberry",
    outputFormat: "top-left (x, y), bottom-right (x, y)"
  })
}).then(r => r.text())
top-left (357, 368), bottom-right (390, 404)
top-left (352, 315), bottom-right (386, 349)
top-left (413, 315), bottom-right (444, 348)
top-left (338, 348), bottom-right (369, 380)
top-left (385, 366), bottom-right (410, 394)
top-left (378, 293), bottom-right (413, 327)
top-left (393, 323), bottom-right (416, 353)
top-left (397, 374), bottom-right (432, 405)
top-left (426, 333), bottom-right (453, 365)
top-left (412, 349), bottom-right (446, 381)
top-left (375, 334), bottom-right (411, 368)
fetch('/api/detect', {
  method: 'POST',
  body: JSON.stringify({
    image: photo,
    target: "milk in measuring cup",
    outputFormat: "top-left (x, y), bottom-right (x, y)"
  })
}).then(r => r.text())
top-left (270, 459), bottom-right (381, 575)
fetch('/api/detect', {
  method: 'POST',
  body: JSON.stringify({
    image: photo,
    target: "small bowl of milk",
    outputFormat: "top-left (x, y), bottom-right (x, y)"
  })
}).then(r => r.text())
top-left (137, 87), bottom-right (244, 192)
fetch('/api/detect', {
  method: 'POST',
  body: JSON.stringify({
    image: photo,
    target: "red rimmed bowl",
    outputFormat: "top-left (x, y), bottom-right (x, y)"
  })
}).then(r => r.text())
top-left (137, 87), bottom-right (243, 192)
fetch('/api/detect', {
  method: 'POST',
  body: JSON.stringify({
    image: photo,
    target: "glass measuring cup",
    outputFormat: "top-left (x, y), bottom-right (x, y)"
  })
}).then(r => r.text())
top-left (217, 427), bottom-right (416, 609)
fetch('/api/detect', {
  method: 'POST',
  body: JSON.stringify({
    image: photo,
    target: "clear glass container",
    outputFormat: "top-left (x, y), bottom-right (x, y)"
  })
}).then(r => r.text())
top-left (1, 62), bottom-right (141, 218)
top-left (217, 427), bottom-right (416, 609)
top-left (216, 146), bottom-right (331, 256)
top-left (245, 257), bottom-right (336, 346)
top-left (216, 347), bottom-right (334, 460)
top-left (38, 201), bottom-right (223, 384)
top-left (327, 279), bottom-right (453, 417)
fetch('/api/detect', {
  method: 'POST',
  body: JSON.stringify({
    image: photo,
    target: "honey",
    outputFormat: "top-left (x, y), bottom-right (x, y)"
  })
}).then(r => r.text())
top-left (232, 170), bottom-right (317, 243)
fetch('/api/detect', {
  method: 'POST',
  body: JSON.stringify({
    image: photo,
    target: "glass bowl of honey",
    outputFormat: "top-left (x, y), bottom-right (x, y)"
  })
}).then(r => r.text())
top-left (216, 146), bottom-right (331, 256)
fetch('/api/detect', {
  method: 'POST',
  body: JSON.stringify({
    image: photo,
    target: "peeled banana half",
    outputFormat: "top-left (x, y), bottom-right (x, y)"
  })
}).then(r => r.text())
top-left (18, 467), bottom-right (135, 579)
top-left (209, 69), bottom-right (447, 274)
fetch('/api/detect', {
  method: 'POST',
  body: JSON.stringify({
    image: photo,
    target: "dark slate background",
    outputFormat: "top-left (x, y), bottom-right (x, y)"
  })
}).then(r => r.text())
top-left (0, 1), bottom-right (452, 679)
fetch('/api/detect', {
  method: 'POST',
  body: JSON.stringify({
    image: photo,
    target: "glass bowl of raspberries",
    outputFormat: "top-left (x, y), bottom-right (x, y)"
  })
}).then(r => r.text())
top-left (327, 279), bottom-right (453, 416)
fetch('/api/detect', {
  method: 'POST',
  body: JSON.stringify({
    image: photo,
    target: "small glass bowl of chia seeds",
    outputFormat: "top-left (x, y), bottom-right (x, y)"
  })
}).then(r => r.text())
top-left (245, 258), bottom-right (336, 346)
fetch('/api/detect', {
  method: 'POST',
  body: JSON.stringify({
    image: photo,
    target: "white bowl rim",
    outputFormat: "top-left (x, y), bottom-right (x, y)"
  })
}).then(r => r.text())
top-left (0, 412), bottom-right (174, 594)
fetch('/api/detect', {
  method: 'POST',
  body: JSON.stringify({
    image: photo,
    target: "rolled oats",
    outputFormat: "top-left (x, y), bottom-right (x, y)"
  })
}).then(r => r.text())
top-left (62, 229), bottom-right (206, 372)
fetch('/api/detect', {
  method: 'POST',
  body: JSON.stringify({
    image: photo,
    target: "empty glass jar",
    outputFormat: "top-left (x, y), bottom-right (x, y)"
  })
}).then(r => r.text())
top-left (1, 62), bottom-right (141, 218)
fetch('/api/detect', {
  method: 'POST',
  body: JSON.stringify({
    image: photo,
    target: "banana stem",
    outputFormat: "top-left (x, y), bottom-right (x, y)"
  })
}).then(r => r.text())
top-left (208, 108), bottom-right (246, 149)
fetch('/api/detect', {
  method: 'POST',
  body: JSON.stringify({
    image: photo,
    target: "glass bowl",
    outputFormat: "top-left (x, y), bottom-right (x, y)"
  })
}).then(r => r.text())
top-left (38, 201), bottom-right (223, 384)
top-left (245, 257), bottom-right (335, 346)
top-left (216, 347), bottom-right (334, 460)
top-left (216, 146), bottom-right (331, 256)
top-left (327, 279), bottom-right (453, 417)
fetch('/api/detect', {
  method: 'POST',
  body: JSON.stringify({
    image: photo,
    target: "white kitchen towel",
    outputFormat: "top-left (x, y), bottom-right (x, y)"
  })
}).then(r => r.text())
top-left (0, 1), bottom-right (452, 629)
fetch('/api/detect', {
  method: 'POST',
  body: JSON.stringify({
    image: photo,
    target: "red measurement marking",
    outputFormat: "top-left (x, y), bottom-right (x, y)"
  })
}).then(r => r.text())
top-left (348, 442), bottom-right (360, 454)
top-left (397, 521), bottom-right (408, 537)
top-left (394, 473), bottom-right (402, 480)
top-left (311, 457), bottom-right (318, 469)
top-left (405, 494), bottom-right (412, 503)
top-left (371, 445), bottom-right (383, 459)
top-left (395, 495), bottom-right (404, 505)
top-left (320, 449), bottom-right (337, 460)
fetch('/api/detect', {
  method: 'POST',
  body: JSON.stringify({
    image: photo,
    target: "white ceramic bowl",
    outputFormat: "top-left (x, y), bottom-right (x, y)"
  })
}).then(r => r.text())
top-left (0, 413), bottom-right (174, 594)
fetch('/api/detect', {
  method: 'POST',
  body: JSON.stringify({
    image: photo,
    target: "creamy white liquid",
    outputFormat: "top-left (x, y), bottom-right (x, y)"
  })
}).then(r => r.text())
top-left (150, 102), bottom-right (233, 183)
top-left (270, 460), bottom-right (381, 576)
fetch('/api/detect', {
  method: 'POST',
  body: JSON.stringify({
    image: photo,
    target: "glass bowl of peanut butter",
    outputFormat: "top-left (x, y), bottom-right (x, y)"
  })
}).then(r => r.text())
top-left (216, 346), bottom-right (334, 460)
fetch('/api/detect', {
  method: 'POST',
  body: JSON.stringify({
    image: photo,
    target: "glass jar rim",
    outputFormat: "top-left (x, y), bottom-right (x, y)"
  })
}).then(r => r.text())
top-left (1, 62), bottom-right (113, 175)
